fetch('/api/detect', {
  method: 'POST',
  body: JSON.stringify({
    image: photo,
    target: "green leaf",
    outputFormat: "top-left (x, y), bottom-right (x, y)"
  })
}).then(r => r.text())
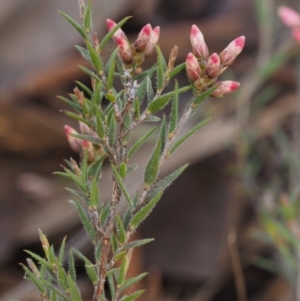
top-left (133, 64), bottom-right (157, 81)
top-left (146, 164), bottom-right (189, 202)
top-left (81, 148), bottom-right (88, 184)
top-left (95, 110), bottom-right (106, 139)
top-left (146, 76), bottom-right (154, 103)
top-left (108, 114), bottom-right (116, 146)
top-left (99, 16), bottom-right (132, 51)
top-left (71, 133), bottom-right (101, 145)
top-left (193, 85), bottom-right (218, 106)
top-left (21, 264), bottom-right (45, 293)
top-left (91, 82), bottom-right (102, 106)
top-left (116, 215), bottom-right (126, 244)
top-left (119, 290), bottom-right (145, 301)
top-left (119, 162), bottom-right (127, 179)
top-left (86, 40), bottom-right (103, 72)
top-left (127, 163), bottom-right (138, 174)
top-left (90, 178), bottom-right (99, 209)
top-left (136, 76), bottom-right (148, 105)
top-left (123, 238), bottom-right (154, 251)
top-left (117, 256), bottom-right (128, 286)
top-left (75, 80), bottom-right (93, 97)
top-left (83, 2), bottom-right (92, 32)
top-left (58, 238), bottom-right (66, 264)
top-left (144, 115), bottom-right (161, 122)
top-left (147, 86), bottom-right (191, 114)
top-left (95, 240), bottom-right (102, 264)
top-left (59, 11), bottom-right (87, 39)
top-left (170, 117), bottom-right (212, 154)
top-left (65, 188), bottom-right (89, 204)
top-left (73, 249), bottom-right (98, 285)
top-left (24, 250), bottom-right (52, 271)
top-left (156, 46), bottom-right (167, 90)
top-left (64, 111), bottom-right (89, 125)
top-left (57, 95), bottom-right (81, 112)
top-left (159, 115), bottom-right (166, 154)
top-left (168, 62), bottom-right (185, 79)
top-left (131, 191), bottom-right (163, 229)
top-left (107, 49), bottom-right (119, 90)
top-left (114, 250), bottom-right (126, 261)
top-left (74, 45), bottom-right (92, 64)
top-left (40, 278), bottom-right (68, 300)
top-left (128, 126), bottom-right (157, 159)
top-left (56, 264), bottom-right (69, 290)
top-left (144, 139), bottom-right (161, 186)
top-left (69, 199), bottom-right (95, 243)
top-left (68, 249), bottom-right (76, 281)
top-left (100, 203), bottom-right (110, 225)
top-left (119, 273), bottom-right (148, 293)
top-left (78, 65), bottom-right (99, 81)
top-left (111, 232), bottom-right (119, 253)
top-left (107, 273), bottom-right (116, 300)
top-left (68, 274), bottom-right (82, 301)
top-left (111, 164), bottom-right (133, 207)
top-left (50, 291), bottom-right (58, 301)
top-left (169, 81), bottom-right (179, 134)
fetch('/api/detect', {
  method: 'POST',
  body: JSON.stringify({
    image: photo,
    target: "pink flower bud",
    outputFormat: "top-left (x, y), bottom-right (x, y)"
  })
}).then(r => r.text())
top-left (82, 140), bottom-right (95, 162)
top-left (134, 24), bottom-right (152, 52)
top-left (144, 26), bottom-right (160, 58)
top-left (106, 19), bottom-right (127, 43)
top-left (292, 28), bottom-right (300, 42)
top-left (64, 125), bottom-right (82, 153)
top-left (211, 81), bottom-right (240, 98)
top-left (205, 53), bottom-right (220, 78)
top-left (190, 25), bottom-right (209, 60)
top-left (219, 36), bottom-right (245, 67)
top-left (185, 52), bottom-right (201, 82)
top-left (79, 121), bottom-right (96, 136)
top-left (115, 36), bottom-right (133, 66)
top-left (278, 6), bottom-right (300, 28)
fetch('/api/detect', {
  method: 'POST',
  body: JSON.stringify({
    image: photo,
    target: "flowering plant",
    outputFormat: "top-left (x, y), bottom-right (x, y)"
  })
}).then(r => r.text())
top-left (278, 6), bottom-right (300, 42)
top-left (21, 1), bottom-right (244, 301)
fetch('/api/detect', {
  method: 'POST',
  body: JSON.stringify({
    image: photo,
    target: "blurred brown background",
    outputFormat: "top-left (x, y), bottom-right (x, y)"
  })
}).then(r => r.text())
top-left (1, 0), bottom-right (299, 300)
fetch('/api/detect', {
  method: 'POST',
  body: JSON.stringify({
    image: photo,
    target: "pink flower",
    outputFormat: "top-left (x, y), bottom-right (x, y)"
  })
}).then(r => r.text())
top-left (190, 25), bottom-right (209, 60)
top-left (64, 125), bottom-right (82, 153)
top-left (211, 81), bottom-right (240, 98)
top-left (278, 6), bottom-right (300, 43)
top-left (185, 52), bottom-right (201, 82)
top-left (206, 53), bottom-right (221, 78)
top-left (278, 6), bottom-right (300, 28)
top-left (219, 36), bottom-right (245, 67)
top-left (106, 19), bottom-right (160, 66)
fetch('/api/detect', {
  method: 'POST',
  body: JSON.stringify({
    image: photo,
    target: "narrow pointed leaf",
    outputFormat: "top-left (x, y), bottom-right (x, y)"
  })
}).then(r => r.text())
top-left (168, 62), bottom-right (185, 79)
top-left (73, 249), bottom-right (98, 285)
top-left (119, 162), bottom-right (127, 179)
top-left (107, 273), bottom-right (116, 300)
top-left (146, 164), bottom-right (189, 202)
top-left (64, 111), bottom-right (89, 124)
top-left (100, 203), bottom-right (110, 225)
top-left (57, 96), bottom-right (81, 112)
top-left (127, 163), bottom-right (138, 174)
top-left (128, 126), bottom-right (157, 159)
top-left (40, 278), bottom-right (68, 300)
top-left (147, 86), bottom-right (191, 114)
top-left (131, 191), bottom-right (163, 229)
top-left (170, 117), bottom-right (212, 154)
top-left (144, 139), bottom-right (161, 186)
top-left (107, 49), bottom-right (119, 90)
top-left (194, 85), bottom-right (218, 106)
top-left (59, 237), bottom-right (67, 264)
top-left (21, 264), bottom-right (45, 293)
top-left (117, 256), bottom-right (128, 286)
top-left (146, 76), bottom-right (154, 103)
top-left (68, 249), bottom-right (76, 281)
top-left (76, 81), bottom-right (93, 97)
top-left (69, 200), bottom-right (95, 243)
top-left (78, 65), bottom-right (99, 81)
top-left (169, 81), bottom-right (179, 134)
top-left (68, 274), bottom-right (82, 301)
top-left (83, 2), bottom-right (92, 31)
top-left (56, 264), bottom-right (69, 290)
top-left (119, 290), bottom-right (145, 301)
top-left (59, 11), bottom-right (87, 39)
top-left (111, 233), bottom-right (119, 253)
top-left (111, 164), bottom-right (133, 207)
top-left (144, 115), bottom-right (161, 122)
top-left (136, 76), bottom-right (148, 105)
top-left (90, 178), bottom-right (99, 209)
top-left (86, 40), bottom-right (103, 72)
top-left (24, 250), bottom-right (52, 270)
top-left (54, 170), bottom-right (87, 193)
top-left (116, 215), bottom-right (126, 244)
top-left (159, 115), bottom-right (166, 154)
top-left (74, 45), bottom-right (92, 63)
top-left (99, 16), bottom-right (132, 51)
top-left (109, 114), bottom-right (116, 146)
top-left (80, 148), bottom-right (88, 184)
top-left (119, 273), bottom-right (148, 293)
top-left (123, 238), bottom-right (154, 251)
top-left (156, 46), bottom-right (167, 90)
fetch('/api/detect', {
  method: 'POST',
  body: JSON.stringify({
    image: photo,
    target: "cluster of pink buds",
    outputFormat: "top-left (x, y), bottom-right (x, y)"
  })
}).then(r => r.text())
top-left (106, 19), bottom-right (160, 67)
top-left (64, 122), bottom-right (98, 163)
top-left (186, 24), bottom-right (245, 97)
top-left (278, 6), bottom-right (300, 42)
